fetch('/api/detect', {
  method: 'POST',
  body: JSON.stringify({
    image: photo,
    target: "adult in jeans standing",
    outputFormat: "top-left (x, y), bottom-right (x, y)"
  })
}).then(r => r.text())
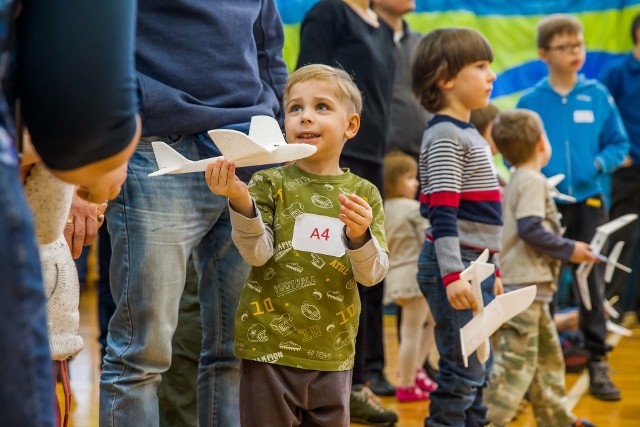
top-left (2, 1), bottom-right (139, 426)
top-left (99, 1), bottom-right (288, 426)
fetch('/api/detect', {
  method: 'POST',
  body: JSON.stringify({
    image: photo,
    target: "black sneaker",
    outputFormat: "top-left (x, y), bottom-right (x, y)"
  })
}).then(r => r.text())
top-left (587, 359), bottom-right (621, 401)
top-left (350, 385), bottom-right (398, 426)
top-left (366, 371), bottom-right (396, 396)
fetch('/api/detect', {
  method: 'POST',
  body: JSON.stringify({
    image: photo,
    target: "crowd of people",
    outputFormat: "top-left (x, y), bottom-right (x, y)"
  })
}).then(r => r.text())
top-left (3, 1), bottom-right (639, 426)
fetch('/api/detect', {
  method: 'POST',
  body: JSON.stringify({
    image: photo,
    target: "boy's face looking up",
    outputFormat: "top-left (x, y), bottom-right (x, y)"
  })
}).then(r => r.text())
top-left (284, 79), bottom-right (359, 164)
top-left (539, 32), bottom-right (586, 76)
top-left (441, 60), bottom-right (496, 112)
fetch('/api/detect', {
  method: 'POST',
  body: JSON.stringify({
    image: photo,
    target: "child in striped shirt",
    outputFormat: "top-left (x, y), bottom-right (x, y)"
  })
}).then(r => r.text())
top-left (411, 27), bottom-right (503, 427)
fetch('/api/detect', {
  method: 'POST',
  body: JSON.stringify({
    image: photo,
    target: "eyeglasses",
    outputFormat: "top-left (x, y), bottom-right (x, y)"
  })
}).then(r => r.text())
top-left (544, 41), bottom-right (585, 53)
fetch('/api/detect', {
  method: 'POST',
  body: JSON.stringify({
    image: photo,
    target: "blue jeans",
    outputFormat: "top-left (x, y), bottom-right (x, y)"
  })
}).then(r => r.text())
top-left (418, 240), bottom-right (495, 427)
top-left (0, 163), bottom-right (55, 426)
top-left (100, 134), bottom-right (249, 426)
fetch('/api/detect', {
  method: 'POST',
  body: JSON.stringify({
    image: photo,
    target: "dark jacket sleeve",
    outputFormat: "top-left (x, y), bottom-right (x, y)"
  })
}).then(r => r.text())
top-left (18, 0), bottom-right (138, 170)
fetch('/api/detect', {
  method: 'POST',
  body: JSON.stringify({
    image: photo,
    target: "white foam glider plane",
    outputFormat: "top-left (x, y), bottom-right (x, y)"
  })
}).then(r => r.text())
top-left (149, 115), bottom-right (316, 177)
top-left (575, 213), bottom-right (638, 310)
top-left (546, 174), bottom-right (577, 203)
top-left (459, 250), bottom-right (536, 367)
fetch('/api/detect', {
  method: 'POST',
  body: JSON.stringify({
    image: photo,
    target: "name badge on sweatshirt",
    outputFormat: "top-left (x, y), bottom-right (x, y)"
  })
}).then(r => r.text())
top-left (573, 110), bottom-right (594, 123)
top-left (292, 213), bottom-right (345, 257)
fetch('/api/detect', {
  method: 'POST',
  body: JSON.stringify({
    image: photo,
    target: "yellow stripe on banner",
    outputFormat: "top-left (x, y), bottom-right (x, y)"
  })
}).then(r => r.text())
top-left (492, 92), bottom-right (524, 111)
top-left (283, 24), bottom-right (301, 72)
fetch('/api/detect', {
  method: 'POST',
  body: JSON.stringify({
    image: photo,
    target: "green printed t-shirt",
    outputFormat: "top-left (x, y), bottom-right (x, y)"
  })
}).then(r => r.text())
top-left (234, 163), bottom-right (387, 371)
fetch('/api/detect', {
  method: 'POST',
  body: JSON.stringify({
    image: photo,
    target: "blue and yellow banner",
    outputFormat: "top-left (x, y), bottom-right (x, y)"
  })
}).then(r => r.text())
top-left (276, 0), bottom-right (640, 109)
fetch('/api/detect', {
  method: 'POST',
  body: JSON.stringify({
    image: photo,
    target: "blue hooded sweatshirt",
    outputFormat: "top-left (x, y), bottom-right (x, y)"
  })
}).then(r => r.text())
top-left (517, 76), bottom-right (629, 203)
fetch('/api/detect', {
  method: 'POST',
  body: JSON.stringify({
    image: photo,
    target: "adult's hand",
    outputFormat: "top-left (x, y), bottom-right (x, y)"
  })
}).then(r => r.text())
top-left (64, 192), bottom-right (108, 259)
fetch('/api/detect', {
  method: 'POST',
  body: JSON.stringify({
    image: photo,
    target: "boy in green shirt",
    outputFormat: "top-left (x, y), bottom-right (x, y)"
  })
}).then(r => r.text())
top-left (205, 64), bottom-right (389, 426)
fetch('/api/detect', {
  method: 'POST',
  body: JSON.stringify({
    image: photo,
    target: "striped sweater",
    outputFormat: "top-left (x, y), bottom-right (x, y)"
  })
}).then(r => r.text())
top-left (419, 115), bottom-right (503, 285)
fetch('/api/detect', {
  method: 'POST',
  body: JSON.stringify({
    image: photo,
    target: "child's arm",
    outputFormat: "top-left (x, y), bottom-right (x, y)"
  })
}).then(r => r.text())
top-left (518, 218), bottom-right (597, 264)
top-left (340, 193), bottom-right (389, 286)
top-left (421, 137), bottom-right (467, 287)
top-left (513, 177), bottom-right (597, 264)
top-left (205, 159), bottom-right (274, 266)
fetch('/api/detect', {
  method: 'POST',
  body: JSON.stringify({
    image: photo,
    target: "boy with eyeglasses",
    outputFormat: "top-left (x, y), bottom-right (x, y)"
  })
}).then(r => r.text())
top-left (517, 14), bottom-right (629, 401)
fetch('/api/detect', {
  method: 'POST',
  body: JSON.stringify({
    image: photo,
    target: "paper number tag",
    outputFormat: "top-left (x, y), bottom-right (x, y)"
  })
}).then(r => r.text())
top-left (292, 213), bottom-right (345, 257)
top-left (573, 110), bottom-right (594, 123)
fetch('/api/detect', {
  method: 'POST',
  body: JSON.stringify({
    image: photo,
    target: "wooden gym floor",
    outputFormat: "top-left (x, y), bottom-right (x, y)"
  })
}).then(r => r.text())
top-left (60, 283), bottom-right (640, 426)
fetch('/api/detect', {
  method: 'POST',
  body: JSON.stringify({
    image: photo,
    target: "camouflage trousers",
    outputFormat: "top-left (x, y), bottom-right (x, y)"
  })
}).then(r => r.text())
top-left (486, 300), bottom-right (576, 427)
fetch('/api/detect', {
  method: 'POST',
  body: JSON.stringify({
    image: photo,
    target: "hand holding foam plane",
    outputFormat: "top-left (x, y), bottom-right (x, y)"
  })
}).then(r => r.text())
top-left (148, 116), bottom-right (317, 177)
top-left (458, 250), bottom-right (536, 368)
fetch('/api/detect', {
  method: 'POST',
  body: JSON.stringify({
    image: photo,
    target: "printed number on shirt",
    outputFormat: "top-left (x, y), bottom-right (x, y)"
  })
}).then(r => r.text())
top-left (337, 304), bottom-right (357, 325)
top-left (251, 298), bottom-right (275, 316)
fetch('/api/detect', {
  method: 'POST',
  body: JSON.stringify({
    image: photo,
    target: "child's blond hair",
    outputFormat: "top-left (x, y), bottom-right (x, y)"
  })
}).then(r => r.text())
top-left (383, 150), bottom-right (418, 199)
top-left (536, 14), bottom-right (583, 49)
top-left (491, 109), bottom-right (544, 166)
top-left (284, 64), bottom-right (363, 115)
top-left (411, 27), bottom-right (493, 113)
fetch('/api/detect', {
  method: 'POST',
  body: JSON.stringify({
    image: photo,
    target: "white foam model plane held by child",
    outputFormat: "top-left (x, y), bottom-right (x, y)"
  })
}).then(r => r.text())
top-left (148, 115), bottom-right (317, 177)
top-left (546, 173), bottom-right (577, 203)
top-left (458, 250), bottom-right (537, 368)
top-left (575, 213), bottom-right (638, 311)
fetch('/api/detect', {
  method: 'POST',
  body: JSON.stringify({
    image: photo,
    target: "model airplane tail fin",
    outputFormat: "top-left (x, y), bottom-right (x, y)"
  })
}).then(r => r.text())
top-left (151, 141), bottom-right (190, 170)
top-left (248, 115), bottom-right (286, 147)
top-left (604, 241), bottom-right (631, 283)
top-left (546, 173), bottom-right (566, 189)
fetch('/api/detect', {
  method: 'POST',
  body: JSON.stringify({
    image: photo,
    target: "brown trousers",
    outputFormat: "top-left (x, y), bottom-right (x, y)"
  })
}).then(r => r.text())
top-left (240, 359), bottom-right (352, 427)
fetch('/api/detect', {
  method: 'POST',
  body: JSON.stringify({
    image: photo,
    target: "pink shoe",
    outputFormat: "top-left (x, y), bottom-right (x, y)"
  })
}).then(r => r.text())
top-left (416, 368), bottom-right (437, 392)
top-left (395, 385), bottom-right (430, 402)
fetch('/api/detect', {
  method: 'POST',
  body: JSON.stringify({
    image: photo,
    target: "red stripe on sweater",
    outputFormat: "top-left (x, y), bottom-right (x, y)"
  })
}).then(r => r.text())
top-left (459, 189), bottom-right (502, 202)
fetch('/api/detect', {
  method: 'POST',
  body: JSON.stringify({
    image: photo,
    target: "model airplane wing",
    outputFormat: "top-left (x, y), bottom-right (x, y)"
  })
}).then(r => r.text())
top-left (458, 249), bottom-right (495, 367)
top-left (149, 115), bottom-right (316, 176)
top-left (208, 115), bottom-right (316, 166)
top-left (602, 242), bottom-right (630, 283)
top-left (546, 174), bottom-right (577, 203)
top-left (575, 213), bottom-right (637, 310)
top-left (606, 320), bottom-right (632, 337)
top-left (460, 286), bottom-right (536, 368)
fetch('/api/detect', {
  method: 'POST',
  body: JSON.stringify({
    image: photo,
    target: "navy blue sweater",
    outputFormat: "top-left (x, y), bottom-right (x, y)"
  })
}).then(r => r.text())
top-left (136, 0), bottom-right (288, 137)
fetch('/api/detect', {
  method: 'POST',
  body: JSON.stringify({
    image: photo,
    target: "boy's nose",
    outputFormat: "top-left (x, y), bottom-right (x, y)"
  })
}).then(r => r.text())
top-left (300, 110), bottom-right (313, 122)
top-left (488, 68), bottom-right (497, 82)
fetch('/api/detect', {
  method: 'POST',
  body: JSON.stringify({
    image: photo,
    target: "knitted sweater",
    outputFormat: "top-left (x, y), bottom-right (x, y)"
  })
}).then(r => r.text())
top-left (24, 163), bottom-right (83, 360)
top-left (419, 115), bottom-right (502, 285)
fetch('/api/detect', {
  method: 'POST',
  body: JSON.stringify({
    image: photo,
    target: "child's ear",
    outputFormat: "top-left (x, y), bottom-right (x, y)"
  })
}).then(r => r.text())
top-left (438, 78), bottom-right (455, 90)
top-left (344, 113), bottom-right (360, 140)
top-left (538, 47), bottom-right (549, 63)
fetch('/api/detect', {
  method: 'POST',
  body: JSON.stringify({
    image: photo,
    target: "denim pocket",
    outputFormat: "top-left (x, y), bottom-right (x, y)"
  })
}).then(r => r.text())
top-left (137, 134), bottom-right (185, 152)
